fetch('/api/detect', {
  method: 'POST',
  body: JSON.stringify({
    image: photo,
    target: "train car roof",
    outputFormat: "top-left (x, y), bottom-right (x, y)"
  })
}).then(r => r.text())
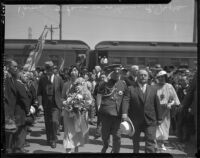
top-left (4, 39), bottom-right (90, 50)
top-left (95, 41), bottom-right (197, 52)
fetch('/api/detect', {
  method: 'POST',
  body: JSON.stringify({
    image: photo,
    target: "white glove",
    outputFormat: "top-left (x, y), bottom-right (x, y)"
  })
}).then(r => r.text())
top-left (30, 106), bottom-right (36, 114)
top-left (38, 105), bottom-right (44, 112)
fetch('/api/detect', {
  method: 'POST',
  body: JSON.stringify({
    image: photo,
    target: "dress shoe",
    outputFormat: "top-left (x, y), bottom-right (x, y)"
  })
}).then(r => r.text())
top-left (101, 146), bottom-right (108, 153)
top-left (23, 141), bottom-right (30, 147)
top-left (27, 127), bottom-right (32, 133)
top-left (6, 149), bottom-right (13, 154)
top-left (14, 148), bottom-right (28, 153)
top-left (50, 142), bottom-right (56, 148)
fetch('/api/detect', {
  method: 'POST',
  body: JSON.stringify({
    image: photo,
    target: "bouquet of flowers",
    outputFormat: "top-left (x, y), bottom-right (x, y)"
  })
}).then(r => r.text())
top-left (63, 78), bottom-right (93, 116)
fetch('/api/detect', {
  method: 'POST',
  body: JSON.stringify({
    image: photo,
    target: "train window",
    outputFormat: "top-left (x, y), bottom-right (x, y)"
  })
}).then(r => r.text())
top-left (147, 58), bottom-right (159, 66)
top-left (110, 57), bottom-right (121, 64)
top-left (76, 54), bottom-right (86, 67)
top-left (127, 57), bottom-right (136, 65)
top-left (171, 58), bottom-right (180, 67)
top-left (180, 58), bottom-right (189, 65)
top-left (137, 57), bottom-right (145, 66)
top-left (49, 55), bottom-right (59, 66)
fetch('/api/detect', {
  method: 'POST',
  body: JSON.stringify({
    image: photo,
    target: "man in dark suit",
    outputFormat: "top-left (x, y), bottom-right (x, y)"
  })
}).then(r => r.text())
top-left (97, 65), bottom-right (127, 153)
top-left (124, 65), bottom-right (139, 86)
top-left (37, 61), bottom-right (64, 148)
top-left (4, 59), bottom-right (31, 153)
top-left (181, 72), bottom-right (197, 148)
top-left (122, 68), bottom-right (162, 153)
top-left (4, 59), bottom-right (18, 153)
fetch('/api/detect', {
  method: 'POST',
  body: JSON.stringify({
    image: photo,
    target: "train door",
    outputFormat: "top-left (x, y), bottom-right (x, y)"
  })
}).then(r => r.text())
top-left (97, 51), bottom-right (108, 67)
top-left (87, 50), bottom-right (96, 72)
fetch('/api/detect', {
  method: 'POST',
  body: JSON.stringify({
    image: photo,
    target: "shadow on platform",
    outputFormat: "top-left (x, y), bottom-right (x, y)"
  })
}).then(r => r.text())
top-left (33, 150), bottom-right (62, 153)
top-left (88, 138), bottom-right (103, 146)
top-left (30, 130), bottom-right (46, 137)
top-left (27, 138), bottom-right (48, 146)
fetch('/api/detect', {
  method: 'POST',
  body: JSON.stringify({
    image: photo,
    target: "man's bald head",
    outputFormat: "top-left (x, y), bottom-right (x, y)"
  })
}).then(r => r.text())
top-left (130, 65), bottom-right (139, 76)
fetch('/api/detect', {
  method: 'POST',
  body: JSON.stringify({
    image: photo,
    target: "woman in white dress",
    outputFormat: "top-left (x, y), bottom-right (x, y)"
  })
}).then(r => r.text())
top-left (61, 66), bottom-right (93, 153)
top-left (155, 70), bottom-right (180, 151)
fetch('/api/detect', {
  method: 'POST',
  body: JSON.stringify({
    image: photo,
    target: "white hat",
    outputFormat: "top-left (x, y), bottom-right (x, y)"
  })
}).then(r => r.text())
top-left (120, 117), bottom-right (135, 137)
top-left (156, 70), bottom-right (167, 78)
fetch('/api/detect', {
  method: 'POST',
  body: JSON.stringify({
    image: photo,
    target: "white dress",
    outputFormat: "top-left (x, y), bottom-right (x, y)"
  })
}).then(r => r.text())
top-left (62, 79), bottom-right (93, 149)
top-left (156, 83), bottom-right (180, 140)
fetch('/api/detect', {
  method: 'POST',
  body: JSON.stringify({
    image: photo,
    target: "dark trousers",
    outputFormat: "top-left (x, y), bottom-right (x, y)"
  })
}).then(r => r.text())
top-left (43, 106), bottom-right (60, 142)
top-left (101, 114), bottom-right (121, 153)
top-left (12, 125), bottom-right (27, 151)
top-left (88, 104), bottom-right (96, 120)
top-left (5, 131), bottom-right (15, 152)
top-left (95, 103), bottom-right (102, 136)
top-left (132, 122), bottom-right (156, 153)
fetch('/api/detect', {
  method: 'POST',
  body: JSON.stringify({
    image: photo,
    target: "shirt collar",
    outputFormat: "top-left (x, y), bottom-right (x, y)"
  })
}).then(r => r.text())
top-left (138, 82), bottom-right (147, 89)
top-left (7, 71), bottom-right (12, 78)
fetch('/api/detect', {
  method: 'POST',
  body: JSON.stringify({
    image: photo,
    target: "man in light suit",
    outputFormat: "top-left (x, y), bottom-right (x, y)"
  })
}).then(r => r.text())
top-left (122, 68), bottom-right (162, 153)
top-left (37, 61), bottom-right (64, 148)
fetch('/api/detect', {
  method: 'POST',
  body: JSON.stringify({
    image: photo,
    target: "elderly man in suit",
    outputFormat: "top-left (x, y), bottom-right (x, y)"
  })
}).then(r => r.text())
top-left (37, 61), bottom-right (64, 148)
top-left (97, 65), bottom-right (127, 153)
top-left (4, 59), bottom-right (31, 153)
top-left (4, 59), bottom-right (18, 153)
top-left (122, 68), bottom-right (162, 153)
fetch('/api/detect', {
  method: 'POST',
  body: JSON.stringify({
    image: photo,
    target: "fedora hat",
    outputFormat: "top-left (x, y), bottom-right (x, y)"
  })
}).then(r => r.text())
top-left (120, 117), bottom-right (135, 137)
top-left (44, 61), bottom-right (54, 70)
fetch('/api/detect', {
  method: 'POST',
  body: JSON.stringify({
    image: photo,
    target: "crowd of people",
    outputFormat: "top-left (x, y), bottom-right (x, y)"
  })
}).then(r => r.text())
top-left (3, 58), bottom-right (197, 153)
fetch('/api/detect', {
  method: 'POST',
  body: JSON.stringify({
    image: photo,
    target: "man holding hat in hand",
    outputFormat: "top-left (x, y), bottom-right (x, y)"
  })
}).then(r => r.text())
top-left (97, 65), bottom-right (128, 153)
top-left (122, 68), bottom-right (162, 153)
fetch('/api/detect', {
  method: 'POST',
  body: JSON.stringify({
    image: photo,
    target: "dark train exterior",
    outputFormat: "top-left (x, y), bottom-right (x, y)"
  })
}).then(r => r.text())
top-left (4, 39), bottom-right (197, 71)
top-left (4, 39), bottom-right (90, 69)
top-left (87, 41), bottom-right (197, 71)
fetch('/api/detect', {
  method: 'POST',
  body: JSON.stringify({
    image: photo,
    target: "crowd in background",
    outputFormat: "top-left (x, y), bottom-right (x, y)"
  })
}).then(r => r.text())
top-left (3, 58), bottom-right (197, 153)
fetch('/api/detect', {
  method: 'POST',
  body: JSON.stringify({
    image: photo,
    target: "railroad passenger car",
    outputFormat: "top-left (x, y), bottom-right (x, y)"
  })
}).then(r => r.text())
top-left (87, 41), bottom-right (197, 71)
top-left (4, 39), bottom-right (90, 69)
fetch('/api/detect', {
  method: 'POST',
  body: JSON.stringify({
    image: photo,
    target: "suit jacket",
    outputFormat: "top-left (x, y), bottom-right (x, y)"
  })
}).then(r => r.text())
top-left (122, 83), bottom-right (162, 126)
top-left (15, 80), bottom-right (30, 126)
top-left (124, 76), bottom-right (137, 87)
top-left (37, 74), bottom-right (64, 109)
top-left (182, 72), bottom-right (197, 116)
top-left (61, 81), bottom-right (72, 101)
top-left (4, 74), bottom-right (17, 120)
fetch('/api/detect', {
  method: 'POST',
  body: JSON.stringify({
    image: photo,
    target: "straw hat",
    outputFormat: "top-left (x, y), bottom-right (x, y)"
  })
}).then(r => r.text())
top-left (156, 70), bottom-right (167, 78)
top-left (120, 117), bottom-right (135, 137)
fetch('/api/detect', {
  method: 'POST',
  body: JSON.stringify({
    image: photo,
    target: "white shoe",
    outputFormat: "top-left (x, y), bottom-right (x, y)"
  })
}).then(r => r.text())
top-left (161, 144), bottom-right (167, 151)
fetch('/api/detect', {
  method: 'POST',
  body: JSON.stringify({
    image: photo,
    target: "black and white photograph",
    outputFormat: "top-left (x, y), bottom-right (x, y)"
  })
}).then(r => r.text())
top-left (2, 0), bottom-right (198, 157)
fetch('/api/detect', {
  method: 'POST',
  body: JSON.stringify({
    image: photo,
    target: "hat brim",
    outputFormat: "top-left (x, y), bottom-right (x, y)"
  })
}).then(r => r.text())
top-left (121, 117), bottom-right (135, 137)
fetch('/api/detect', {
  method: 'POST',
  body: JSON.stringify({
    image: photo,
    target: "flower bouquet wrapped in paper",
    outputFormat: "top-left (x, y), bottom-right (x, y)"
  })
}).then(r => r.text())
top-left (63, 77), bottom-right (94, 117)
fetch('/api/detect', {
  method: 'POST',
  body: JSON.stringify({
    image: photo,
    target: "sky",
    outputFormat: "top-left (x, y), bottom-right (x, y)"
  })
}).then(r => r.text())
top-left (5, 0), bottom-right (195, 49)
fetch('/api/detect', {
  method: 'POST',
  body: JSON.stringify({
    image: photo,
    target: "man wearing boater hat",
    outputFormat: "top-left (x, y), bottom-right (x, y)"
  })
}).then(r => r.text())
top-left (96, 65), bottom-right (128, 153)
top-left (122, 68), bottom-right (162, 153)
